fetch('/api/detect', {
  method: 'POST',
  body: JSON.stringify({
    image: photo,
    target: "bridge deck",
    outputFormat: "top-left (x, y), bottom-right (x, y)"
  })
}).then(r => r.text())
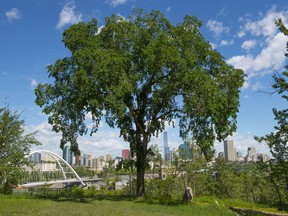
top-left (20, 178), bottom-right (102, 188)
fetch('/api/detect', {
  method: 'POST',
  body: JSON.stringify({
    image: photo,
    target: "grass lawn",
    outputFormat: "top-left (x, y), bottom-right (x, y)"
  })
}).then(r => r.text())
top-left (0, 195), bottom-right (235, 216)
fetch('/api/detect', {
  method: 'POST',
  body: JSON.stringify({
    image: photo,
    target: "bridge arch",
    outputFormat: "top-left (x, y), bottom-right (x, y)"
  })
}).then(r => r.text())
top-left (28, 150), bottom-right (85, 186)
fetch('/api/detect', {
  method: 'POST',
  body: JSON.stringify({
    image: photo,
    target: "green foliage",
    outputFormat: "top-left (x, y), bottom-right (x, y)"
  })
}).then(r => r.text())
top-left (179, 156), bottom-right (212, 196)
top-left (124, 179), bottom-right (137, 196)
top-left (22, 170), bottom-right (64, 183)
top-left (35, 9), bottom-right (245, 195)
top-left (73, 166), bottom-right (98, 178)
top-left (84, 185), bottom-right (96, 198)
top-left (0, 105), bottom-right (40, 194)
top-left (145, 177), bottom-right (183, 204)
top-left (147, 144), bottom-right (162, 173)
top-left (212, 158), bottom-right (240, 198)
top-left (255, 18), bottom-right (288, 209)
top-left (71, 186), bottom-right (84, 200)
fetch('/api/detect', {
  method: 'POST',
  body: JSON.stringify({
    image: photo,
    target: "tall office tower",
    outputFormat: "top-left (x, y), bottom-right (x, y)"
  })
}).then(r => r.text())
top-left (63, 145), bottom-right (73, 165)
top-left (75, 152), bottom-right (81, 166)
top-left (92, 157), bottom-right (101, 169)
top-left (122, 149), bottom-right (130, 159)
top-left (224, 140), bottom-right (236, 161)
top-left (82, 154), bottom-right (87, 167)
top-left (163, 131), bottom-right (169, 160)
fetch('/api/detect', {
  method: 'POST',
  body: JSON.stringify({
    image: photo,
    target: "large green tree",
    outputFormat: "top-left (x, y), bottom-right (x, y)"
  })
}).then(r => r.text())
top-left (0, 105), bottom-right (40, 194)
top-left (35, 9), bottom-right (245, 196)
top-left (256, 18), bottom-right (288, 208)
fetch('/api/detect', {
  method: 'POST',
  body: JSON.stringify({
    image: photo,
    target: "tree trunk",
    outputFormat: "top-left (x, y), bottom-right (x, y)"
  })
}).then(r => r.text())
top-left (136, 162), bottom-right (145, 196)
top-left (272, 178), bottom-right (283, 208)
top-left (135, 133), bottom-right (148, 196)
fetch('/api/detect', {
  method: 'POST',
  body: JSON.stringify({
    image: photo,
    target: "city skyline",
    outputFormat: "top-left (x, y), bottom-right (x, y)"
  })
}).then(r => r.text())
top-left (61, 136), bottom-right (269, 162)
top-left (1, 1), bottom-right (287, 158)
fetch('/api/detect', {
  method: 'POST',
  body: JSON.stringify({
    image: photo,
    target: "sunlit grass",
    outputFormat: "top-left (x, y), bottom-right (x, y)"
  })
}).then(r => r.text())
top-left (195, 196), bottom-right (288, 214)
top-left (0, 195), bottom-right (235, 216)
top-left (2, 194), bottom-right (288, 216)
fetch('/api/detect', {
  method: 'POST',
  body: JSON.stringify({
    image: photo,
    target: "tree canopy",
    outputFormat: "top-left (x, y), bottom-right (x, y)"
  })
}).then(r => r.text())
top-left (0, 105), bottom-right (40, 194)
top-left (35, 9), bottom-right (245, 195)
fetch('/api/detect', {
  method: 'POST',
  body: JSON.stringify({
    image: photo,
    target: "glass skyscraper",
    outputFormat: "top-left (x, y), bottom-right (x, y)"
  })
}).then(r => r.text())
top-left (63, 145), bottom-right (73, 165)
top-left (163, 131), bottom-right (169, 160)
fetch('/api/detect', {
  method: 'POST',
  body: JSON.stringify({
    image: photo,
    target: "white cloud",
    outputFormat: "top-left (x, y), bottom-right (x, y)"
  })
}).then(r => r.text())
top-left (239, 6), bottom-right (288, 39)
top-left (237, 31), bottom-right (246, 38)
top-left (207, 20), bottom-right (229, 37)
top-left (26, 122), bottom-right (62, 155)
top-left (251, 81), bottom-right (263, 92)
top-left (31, 79), bottom-right (38, 89)
top-left (108, 0), bottom-right (128, 7)
top-left (242, 81), bottom-right (250, 90)
top-left (56, 2), bottom-right (82, 30)
top-left (241, 40), bottom-right (257, 50)
top-left (227, 54), bottom-right (254, 72)
top-left (220, 39), bottom-right (234, 46)
top-left (227, 32), bottom-right (286, 79)
top-left (227, 6), bottom-right (288, 91)
top-left (210, 42), bottom-right (217, 49)
top-left (26, 121), bottom-right (128, 158)
top-left (5, 8), bottom-right (22, 22)
top-left (253, 33), bottom-right (286, 71)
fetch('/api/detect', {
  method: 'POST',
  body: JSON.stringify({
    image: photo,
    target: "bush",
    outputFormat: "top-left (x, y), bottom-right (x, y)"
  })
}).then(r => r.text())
top-left (84, 186), bottom-right (96, 198)
top-left (72, 186), bottom-right (84, 200)
top-left (145, 177), bottom-right (184, 204)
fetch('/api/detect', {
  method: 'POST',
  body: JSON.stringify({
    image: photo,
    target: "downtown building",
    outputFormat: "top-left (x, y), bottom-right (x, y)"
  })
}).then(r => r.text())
top-left (163, 131), bottom-right (170, 161)
top-left (122, 149), bottom-right (131, 159)
top-left (62, 144), bottom-right (73, 165)
top-left (224, 140), bottom-right (236, 161)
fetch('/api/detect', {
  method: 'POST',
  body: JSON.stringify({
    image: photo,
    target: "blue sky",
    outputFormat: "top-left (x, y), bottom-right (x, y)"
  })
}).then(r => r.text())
top-left (1, 0), bottom-right (288, 158)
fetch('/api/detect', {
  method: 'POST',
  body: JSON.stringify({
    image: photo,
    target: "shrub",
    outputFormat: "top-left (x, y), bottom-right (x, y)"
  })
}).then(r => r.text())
top-left (145, 177), bottom-right (183, 204)
top-left (84, 186), bottom-right (96, 198)
top-left (72, 186), bottom-right (84, 200)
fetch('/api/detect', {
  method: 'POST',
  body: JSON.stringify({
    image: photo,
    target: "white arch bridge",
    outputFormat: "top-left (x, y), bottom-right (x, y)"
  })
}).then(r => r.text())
top-left (21, 150), bottom-right (100, 188)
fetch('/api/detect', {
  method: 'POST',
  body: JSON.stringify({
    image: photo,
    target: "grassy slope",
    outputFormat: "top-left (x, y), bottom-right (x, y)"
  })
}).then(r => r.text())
top-left (0, 196), bottom-right (235, 216)
top-left (196, 196), bottom-right (288, 215)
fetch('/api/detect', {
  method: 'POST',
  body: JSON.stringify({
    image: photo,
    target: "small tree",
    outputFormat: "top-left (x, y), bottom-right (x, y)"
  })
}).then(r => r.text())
top-left (35, 9), bottom-right (245, 196)
top-left (0, 105), bottom-right (40, 194)
top-left (256, 18), bottom-right (288, 209)
top-left (212, 158), bottom-right (238, 198)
